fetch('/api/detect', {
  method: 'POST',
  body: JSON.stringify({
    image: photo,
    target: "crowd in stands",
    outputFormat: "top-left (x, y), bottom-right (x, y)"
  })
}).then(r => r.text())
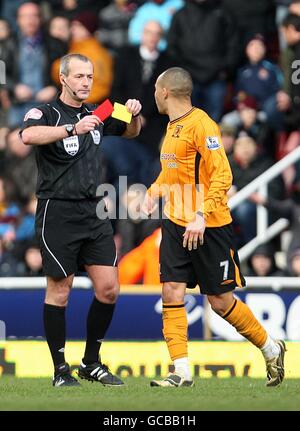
top-left (1, 0), bottom-right (300, 281)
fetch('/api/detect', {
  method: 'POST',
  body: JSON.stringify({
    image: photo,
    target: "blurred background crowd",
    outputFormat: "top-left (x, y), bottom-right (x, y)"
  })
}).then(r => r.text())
top-left (1, 0), bottom-right (300, 282)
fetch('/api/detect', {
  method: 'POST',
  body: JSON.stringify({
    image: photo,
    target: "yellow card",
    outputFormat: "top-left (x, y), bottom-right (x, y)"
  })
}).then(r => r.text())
top-left (112, 102), bottom-right (132, 123)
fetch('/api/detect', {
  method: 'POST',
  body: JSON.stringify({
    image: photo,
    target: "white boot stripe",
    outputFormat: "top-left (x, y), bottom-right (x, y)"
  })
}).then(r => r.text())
top-left (98, 372), bottom-right (108, 380)
top-left (90, 367), bottom-right (100, 376)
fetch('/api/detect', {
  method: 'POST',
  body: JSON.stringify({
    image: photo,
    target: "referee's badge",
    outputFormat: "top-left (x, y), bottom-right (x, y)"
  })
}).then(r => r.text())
top-left (63, 135), bottom-right (79, 156)
top-left (90, 130), bottom-right (101, 145)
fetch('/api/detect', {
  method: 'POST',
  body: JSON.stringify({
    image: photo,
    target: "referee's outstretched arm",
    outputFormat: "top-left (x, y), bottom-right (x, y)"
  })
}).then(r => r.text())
top-left (21, 114), bottom-right (101, 146)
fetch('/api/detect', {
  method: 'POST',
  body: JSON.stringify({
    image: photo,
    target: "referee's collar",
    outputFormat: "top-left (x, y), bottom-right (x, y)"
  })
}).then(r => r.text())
top-left (56, 94), bottom-right (86, 118)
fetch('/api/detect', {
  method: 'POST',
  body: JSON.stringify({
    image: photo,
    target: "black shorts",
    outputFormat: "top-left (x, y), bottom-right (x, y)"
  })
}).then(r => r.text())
top-left (160, 218), bottom-right (246, 295)
top-left (35, 198), bottom-right (116, 278)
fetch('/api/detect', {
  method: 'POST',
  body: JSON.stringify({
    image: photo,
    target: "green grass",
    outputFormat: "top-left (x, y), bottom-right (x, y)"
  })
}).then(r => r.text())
top-left (0, 377), bottom-right (300, 411)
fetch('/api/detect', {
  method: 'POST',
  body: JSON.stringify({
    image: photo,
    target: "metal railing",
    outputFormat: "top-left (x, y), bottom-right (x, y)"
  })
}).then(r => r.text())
top-left (228, 146), bottom-right (300, 262)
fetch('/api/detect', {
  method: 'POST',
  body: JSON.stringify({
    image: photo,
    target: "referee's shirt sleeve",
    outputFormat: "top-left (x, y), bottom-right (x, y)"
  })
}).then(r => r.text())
top-left (21, 105), bottom-right (50, 131)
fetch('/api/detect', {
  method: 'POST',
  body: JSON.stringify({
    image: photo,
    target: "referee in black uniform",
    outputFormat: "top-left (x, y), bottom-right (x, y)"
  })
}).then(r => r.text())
top-left (20, 53), bottom-right (142, 387)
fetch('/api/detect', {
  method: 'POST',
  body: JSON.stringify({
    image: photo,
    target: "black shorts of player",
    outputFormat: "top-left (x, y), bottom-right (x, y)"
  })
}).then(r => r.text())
top-left (35, 198), bottom-right (116, 278)
top-left (160, 218), bottom-right (246, 295)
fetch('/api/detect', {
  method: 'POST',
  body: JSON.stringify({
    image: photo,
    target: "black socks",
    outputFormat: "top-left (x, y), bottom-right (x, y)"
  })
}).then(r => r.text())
top-left (82, 297), bottom-right (115, 365)
top-left (43, 303), bottom-right (66, 368)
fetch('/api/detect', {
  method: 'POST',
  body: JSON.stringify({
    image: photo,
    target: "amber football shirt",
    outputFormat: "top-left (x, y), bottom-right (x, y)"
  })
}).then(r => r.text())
top-left (149, 107), bottom-right (233, 227)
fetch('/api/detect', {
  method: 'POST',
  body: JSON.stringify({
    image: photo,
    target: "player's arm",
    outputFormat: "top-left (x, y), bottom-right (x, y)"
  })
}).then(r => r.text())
top-left (121, 99), bottom-right (142, 138)
top-left (195, 122), bottom-right (233, 220)
top-left (183, 123), bottom-right (232, 251)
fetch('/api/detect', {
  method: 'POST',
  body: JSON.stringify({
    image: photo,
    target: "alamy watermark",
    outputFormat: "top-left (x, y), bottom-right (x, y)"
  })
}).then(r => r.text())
top-left (0, 60), bottom-right (6, 85)
top-left (0, 320), bottom-right (6, 341)
top-left (95, 176), bottom-right (204, 221)
top-left (291, 60), bottom-right (300, 85)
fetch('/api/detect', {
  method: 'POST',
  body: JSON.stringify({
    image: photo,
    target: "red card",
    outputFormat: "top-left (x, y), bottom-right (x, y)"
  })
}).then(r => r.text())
top-left (93, 99), bottom-right (114, 121)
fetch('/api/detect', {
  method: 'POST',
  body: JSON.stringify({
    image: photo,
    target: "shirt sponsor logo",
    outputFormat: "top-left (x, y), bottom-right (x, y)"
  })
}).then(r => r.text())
top-left (24, 108), bottom-right (43, 121)
top-left (167, 162), bottom-right (178, 168)
top-left (63, 135), bottom-right (79, 156)
top-left (206, 136), bottom-right (221, 150)
top-left (90, 130), bottom-right (101, 145)
top-left (161, 153), bottom-right (176, 160)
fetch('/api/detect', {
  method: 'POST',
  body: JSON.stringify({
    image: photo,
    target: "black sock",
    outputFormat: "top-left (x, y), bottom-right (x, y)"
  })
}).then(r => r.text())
top-left (43, 303), bottom-right (66, 369)
top-left (83, 297), bottom-right (115, 365)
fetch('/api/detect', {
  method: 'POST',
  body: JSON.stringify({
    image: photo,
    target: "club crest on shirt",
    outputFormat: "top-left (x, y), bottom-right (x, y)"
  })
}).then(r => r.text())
top-left (172, 125), bottom-right (183, 138)
top-left (90, 130), bottom-right (101, 145)
top-left (24, 108), bottom-right (43, 121)
top-left (206, 136), bottom-right (221, 150)
top-left (63, 135), bottom-right (79, 156)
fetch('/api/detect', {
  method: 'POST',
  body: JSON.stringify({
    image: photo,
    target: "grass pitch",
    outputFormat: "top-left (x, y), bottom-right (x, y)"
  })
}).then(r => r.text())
top-left (0, 376), bottom-right (299, 411)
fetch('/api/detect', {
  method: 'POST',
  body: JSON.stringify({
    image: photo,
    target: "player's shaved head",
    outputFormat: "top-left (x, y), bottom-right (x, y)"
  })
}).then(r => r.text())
top-left (158, 67), bottom-right (193, 97)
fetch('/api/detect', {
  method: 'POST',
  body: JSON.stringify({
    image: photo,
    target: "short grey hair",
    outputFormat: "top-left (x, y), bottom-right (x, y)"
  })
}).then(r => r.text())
top-left (59, 53), bottom-right (92, 76)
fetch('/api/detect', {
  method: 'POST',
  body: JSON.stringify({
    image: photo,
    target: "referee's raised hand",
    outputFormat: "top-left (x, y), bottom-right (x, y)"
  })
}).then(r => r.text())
top-left (75, 115), bottom-right (101, 134)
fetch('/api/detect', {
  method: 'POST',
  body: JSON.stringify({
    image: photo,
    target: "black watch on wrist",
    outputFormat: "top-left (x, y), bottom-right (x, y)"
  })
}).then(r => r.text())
top-left (65, 124), bottom-right (75, 137)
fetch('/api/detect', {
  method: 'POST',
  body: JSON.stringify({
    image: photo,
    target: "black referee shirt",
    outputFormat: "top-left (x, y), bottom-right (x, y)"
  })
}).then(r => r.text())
top-left (21, 96), bottom-right (126, 199)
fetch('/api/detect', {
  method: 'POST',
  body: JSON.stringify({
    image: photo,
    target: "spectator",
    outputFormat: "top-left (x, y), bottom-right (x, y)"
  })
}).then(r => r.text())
top-left (51, 10), bottom-right (113, 104)
top-left (222, 93), bottom-right (275, 158)
top-left (167, 0), bottom-right (239, 121)
top-left (5, 2), bottom-right (68, 127)
top-left (286, 247), bottom-right (300, 275)
top-left (118, 227), bottom-right (161, 284)
top-left (104, 20), bottom-right (173, 189)
top-left (0, 238), bottom-right (24, 277)
top-left (246, 243), bottom-right (283, 276)
top-left (0, 0), bottom-right (25, 32)
top-left (98, 0), bottom-right (137, 55)
top-left (229, 136), bottom-right (283, 246)
top-left (20, 239), bottom-right (43, 276)
top-left (289, 0), bottom-right (300, 15)
top-left (48, 0), bottom-right (103, 20)
top-left (0, 18), bottom-right (13, 127)
top-left (48, 15), bottom-right (71, 43)
top-left (223, 0), bottom-right (277, 59)
top-left (274, 14), bottom-right (300, 187)
top-left (219, 123), bottom-right (236, 156)
top-left (235, 33), bottom-right (284, 131)
top-left (15, 194), bottom-right (37, 242)
top-left (250, 179), bottom-right (300, 269)
top-left (0, 176), bottom-right (19, 243)
top-left (128, 0), bottom-right (184, 51)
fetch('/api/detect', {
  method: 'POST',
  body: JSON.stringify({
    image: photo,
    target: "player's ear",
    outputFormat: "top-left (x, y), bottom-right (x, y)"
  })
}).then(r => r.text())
top-left (162, 87), bottom-right (168, 99)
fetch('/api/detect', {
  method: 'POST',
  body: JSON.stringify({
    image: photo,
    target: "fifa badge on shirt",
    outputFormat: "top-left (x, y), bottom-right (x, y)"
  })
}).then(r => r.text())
top-left (63, 135), bottom-right (79, 156)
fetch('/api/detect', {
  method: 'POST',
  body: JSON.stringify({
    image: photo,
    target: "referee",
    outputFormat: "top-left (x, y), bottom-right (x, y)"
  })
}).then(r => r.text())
top-left (20, 53), bottom-right (142, 387)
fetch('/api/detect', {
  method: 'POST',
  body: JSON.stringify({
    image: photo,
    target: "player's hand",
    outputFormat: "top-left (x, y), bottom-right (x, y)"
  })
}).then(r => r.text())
top-left (141, 192), bottom-right (158, 216)
top-left (183, 213), bottom-right (206, 251)
top-left (125, 99), bottom-right (142, 117)
top-left (75, 115), bottom-right (101, 135)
